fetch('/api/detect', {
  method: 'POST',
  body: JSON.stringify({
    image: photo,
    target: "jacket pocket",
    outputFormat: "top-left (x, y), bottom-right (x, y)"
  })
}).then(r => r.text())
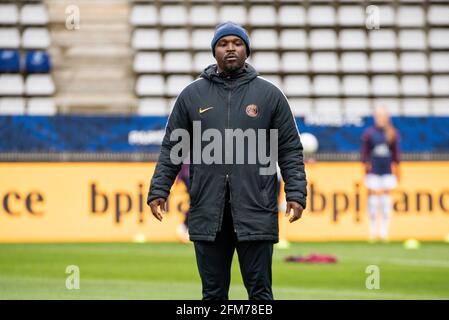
top-left (189, 171), bottom-right (200, 206)
top-left (258, 172), bottom-right (270, 208)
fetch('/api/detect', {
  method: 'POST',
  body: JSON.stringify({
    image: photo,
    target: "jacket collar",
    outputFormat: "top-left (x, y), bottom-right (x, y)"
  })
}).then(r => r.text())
top-left (200, 63), bottom-right (259, 86)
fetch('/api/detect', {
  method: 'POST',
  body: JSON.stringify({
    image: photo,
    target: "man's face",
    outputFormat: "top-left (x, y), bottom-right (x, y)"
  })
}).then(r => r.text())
top-left (214, 35), bottom-right (247, 74)
top-left (374, 107), bottom-right (390, 129)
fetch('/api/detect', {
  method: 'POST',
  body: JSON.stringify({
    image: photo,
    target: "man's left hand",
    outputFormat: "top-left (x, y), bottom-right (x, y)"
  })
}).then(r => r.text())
top-left (285, 201), bottom-right (304, 223)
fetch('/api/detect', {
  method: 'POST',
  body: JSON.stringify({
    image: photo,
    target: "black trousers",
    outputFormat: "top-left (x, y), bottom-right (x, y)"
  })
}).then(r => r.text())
top-left (193, 183), bottom-right (274, 300)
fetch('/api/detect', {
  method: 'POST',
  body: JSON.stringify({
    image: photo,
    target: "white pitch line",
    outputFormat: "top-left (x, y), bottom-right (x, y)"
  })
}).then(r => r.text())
top-left (346, 258), bottom-right (449, 268)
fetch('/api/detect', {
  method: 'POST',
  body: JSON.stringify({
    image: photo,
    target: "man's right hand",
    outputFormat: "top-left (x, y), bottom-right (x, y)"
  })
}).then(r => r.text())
top-left (149, 198), bottom-right (166, 221)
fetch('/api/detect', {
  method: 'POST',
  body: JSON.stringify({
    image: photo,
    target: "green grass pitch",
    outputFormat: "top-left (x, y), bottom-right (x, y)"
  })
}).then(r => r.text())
top-left (0, 242), bottom-right (448, 300)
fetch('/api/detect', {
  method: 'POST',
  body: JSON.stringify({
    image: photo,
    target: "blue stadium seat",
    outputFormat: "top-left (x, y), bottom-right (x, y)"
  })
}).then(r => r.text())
top-left (0, 50), bottom-right (20, 73)
top-left (25, 51), bottom-right (51, 73)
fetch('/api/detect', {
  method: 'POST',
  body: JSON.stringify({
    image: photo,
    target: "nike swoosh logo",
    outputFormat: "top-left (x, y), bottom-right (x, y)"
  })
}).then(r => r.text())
top-left (199, 107), bottom-right (214, 114)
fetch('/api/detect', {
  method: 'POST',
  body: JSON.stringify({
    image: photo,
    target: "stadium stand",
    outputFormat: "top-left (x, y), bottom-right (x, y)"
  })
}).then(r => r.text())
top-left (0, 0), bottom-right (447, 159)
top-left (0, 0), bottom-right (55, 115)
top-left (36, 0), bottom-right (134, 113)
top-left (129, 0), bottom-right (449, 118)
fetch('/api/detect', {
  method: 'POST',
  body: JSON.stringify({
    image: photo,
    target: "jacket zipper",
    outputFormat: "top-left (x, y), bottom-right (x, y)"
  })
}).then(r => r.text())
top-left (217, 174), bottom-right (228, 232)
top-left (217, 82), bottom-right (235, 233)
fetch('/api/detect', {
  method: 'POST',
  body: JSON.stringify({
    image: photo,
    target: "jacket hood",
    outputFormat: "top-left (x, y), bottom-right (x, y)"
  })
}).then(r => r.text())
top-left (200, 62), bottom-right (259, 86)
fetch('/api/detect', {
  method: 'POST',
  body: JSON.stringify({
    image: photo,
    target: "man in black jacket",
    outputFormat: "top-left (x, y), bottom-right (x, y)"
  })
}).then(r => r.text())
top-left (148, 22), bottom-right (307, 300)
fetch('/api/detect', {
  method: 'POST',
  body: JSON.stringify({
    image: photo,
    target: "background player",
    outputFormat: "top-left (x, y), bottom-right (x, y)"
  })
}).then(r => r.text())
top-left (361, 106), bottom-right (401, 242)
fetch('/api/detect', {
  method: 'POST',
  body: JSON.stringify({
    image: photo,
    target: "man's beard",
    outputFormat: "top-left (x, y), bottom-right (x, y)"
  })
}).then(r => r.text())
top-left (222, 62), bottom-right (244, 75)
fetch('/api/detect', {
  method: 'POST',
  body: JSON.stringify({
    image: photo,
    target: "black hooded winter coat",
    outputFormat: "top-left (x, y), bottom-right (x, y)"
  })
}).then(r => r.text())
top-left (147, 63), bottom-right (307, 242)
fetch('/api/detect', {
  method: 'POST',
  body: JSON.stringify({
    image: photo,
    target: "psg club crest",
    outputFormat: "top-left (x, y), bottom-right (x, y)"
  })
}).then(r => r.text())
top-left (245, 104), bottom-right (258, 117)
